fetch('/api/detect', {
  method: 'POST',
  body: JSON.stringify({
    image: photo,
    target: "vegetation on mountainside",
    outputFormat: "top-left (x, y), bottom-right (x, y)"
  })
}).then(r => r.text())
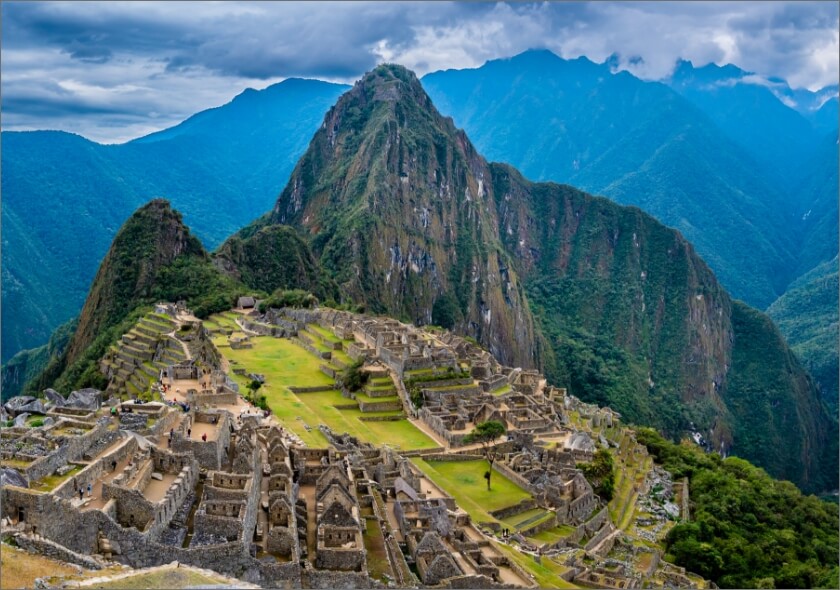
top-left (258, 289), bottom-right (318, 312)
top-left (636, 428), bottom-right (839, 589)
top-left (578, 448), bottom-right (615, 501)
top-left (768, 257), bottom-right (839, 415)
top-left (1, 318), bottom-right (76, 402)
top-left (23, 200), bottom-right (248, 396)
top-left (726, 301), bottom-right (838, 494)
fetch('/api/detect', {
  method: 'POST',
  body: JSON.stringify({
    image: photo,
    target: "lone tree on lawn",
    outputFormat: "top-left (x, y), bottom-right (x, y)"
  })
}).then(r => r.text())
top-left (464, 420), bottom-right (506, 491)
top-left (247, 379), bottom-right (262, 404)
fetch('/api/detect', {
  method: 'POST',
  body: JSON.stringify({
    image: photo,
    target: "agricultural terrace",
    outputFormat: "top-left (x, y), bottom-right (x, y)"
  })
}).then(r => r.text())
top-left (209, 314), bottom-right (437, 450)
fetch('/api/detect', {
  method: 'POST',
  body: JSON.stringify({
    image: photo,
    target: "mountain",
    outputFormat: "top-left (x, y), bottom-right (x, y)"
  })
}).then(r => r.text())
top-left (665, 59), bottom-right (826, 185)
top-left (421, 50), bottom-right (800, 310)
top-left (24, 199), bottom-right (246, 396)
top-left (768, 257), bottom-right (839, 415)
top-left (1, 78), bottom-right (347, 362)
top-left (223, 64), bottom-right (836, 492)
top-left (223, 65), bottom-right (540, 368)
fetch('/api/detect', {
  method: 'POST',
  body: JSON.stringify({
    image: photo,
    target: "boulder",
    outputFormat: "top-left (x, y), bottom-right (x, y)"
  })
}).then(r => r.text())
top-left (19, 399), bottom-right (47, 415)
top-left (66, 388), bottom-right (102, 410)
top-left (42, 417), bottom-right (55, 427)
top-left (0, 406), bottom-right (9, 423)
top-left (13, 412), bottom-right (31, 427)
top-left (44, 388), bottom-right (66, 407)
top-left (0, 467), bottom-right (28, 488)
top-left (3, 396), bottom-right (36, 416)
top-left (151, 472), bottom-right (163, 481)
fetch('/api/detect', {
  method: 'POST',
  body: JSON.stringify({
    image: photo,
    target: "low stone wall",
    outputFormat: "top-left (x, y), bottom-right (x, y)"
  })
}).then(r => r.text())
top-left (289, 385), bottom-right (336, 394)
top-left (358, 415), bottom-right (404, 422)
top-left (489, 499), bottom-right (538, 520)
top-left (292, 337), bottom-right (331, 360)
top-left (358, 400), bottom-right (402, 413)
top-left (419, 453), bottom-right (483, 462)
top-left (520, 513), bottom-right (558, 538)
top-left (53, 435), bottom-right (138, 500)
top-left (492, 462), bottom-right (535, 495)
top-left (11, 532), bottom-right (105, 570)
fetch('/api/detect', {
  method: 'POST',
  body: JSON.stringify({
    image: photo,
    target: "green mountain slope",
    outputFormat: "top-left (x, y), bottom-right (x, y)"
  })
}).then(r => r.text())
top-left (768, 257), bottom-right (839, 415)
top-left (0, 79), bottom-right (347, 362)
top-left (230, 64), bottom-right (835, 492)
top-left (24, 199), bottom-right (247, 396)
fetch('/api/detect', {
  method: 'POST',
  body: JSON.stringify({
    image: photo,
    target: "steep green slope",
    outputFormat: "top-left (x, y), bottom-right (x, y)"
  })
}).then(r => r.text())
top-left (0, 79), bottom-right (347, 362)
top-left (725, 301), bottom-right (837, 493)
top-left (768, 257), bottom-right (839, 415)
top-left (421, 49), bottom-right (798, 309)
top-left (234, 64), bottom-right (835, 492)
top-left (214, 225), bottom-right (338, 300)
top-left (638, 428), bottom-right (839, 589)
top-left (25, 199), bottom-right (247, 395)
top-left (0, 319), bottom-right (76, 402)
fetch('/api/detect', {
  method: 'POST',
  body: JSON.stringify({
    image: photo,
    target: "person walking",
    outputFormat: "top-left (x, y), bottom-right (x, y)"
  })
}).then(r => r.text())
top-left (79, 488), bottom-right (83, 501)
top-left (87, 483), bottom-right (92, 497)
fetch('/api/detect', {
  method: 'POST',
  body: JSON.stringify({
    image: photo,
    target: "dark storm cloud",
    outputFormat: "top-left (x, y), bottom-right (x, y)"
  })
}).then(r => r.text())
top-left (1, 1), bottom-right (836, 143)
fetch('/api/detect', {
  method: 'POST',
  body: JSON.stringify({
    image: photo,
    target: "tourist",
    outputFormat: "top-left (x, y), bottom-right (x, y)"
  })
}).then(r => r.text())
top-left (87, 483), bottom-right (92, 497)
top-left (79, 488), bottom-right (83, 501)
top-left (202, 433), bottom-right (207, 442)
top-left (187, 428), bottom-right (192, 438)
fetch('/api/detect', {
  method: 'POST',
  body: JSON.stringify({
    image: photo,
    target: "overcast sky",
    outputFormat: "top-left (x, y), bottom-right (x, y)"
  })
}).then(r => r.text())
top-left (2, 1), bottom-right (838, 143)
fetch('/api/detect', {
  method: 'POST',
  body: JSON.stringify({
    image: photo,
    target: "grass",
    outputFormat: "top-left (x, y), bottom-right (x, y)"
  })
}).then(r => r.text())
top-left (83, 567), bottom-right (233, 589)
top-left (1, 458), bottom-right (34, 468)
top-left (492, 541), bottom-right (578, 589)
top-left (527, 524), bottom-right (576, 545)
top-left (499, 508), bottom-right (552, 530)
top-left (211, 321), bottom-right (437, 450)
top-left (1, 543), bottom-right (80, 589)
top-left (411, 459), bottom-right (531, 523)
top-left (31, 464), bottom-right (84, 492)
top-left (363, 518), bottom-right (393, 582)
top-left (308, 324), bottom-right (341, 343)
top-left (491, 384), bottom-right (513, 396)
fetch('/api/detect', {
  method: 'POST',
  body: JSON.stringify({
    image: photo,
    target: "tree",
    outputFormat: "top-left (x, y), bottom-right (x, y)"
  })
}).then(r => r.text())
top-left (578, 447), bottom-right (615, 501)
top-left (247, 379), bottom-right (262, 404)
top-left (463, 420), bottom-right (506, 491)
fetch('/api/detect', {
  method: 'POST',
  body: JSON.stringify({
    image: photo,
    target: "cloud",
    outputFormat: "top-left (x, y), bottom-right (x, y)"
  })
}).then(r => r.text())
top-left (1, 1), bottom-right (837, 143)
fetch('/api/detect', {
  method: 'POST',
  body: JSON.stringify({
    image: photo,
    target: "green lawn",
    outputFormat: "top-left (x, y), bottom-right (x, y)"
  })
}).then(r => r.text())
top-left (491, 385), bottom-right (512, 396)
top-left (527, 524), bottom-right (576, 545)
top-left (308, 324), bottom-right (341, 343)
top-left (411, 459), bottom-right (531, 523)
top-left (210, 323), bottom-right (436, 450)
top-left (362, 518), bottom-right (393, 582)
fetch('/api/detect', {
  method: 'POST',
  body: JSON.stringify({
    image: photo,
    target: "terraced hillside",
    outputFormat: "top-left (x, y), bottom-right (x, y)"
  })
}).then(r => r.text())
top-left (99, 312), bottom-right (187, 399)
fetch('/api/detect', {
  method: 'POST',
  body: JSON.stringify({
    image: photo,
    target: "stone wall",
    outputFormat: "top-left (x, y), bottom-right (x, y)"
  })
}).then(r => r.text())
top-left (11, 532), bottom-right (105, 570)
